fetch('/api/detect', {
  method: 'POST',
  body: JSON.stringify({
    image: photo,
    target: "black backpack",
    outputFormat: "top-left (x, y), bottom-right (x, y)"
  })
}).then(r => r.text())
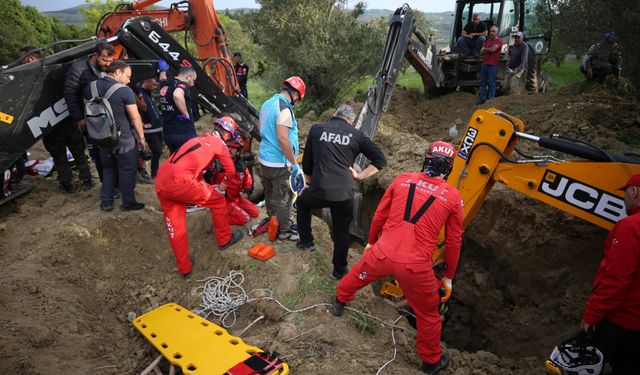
top-left (84, 81), bottom-right (126, 147)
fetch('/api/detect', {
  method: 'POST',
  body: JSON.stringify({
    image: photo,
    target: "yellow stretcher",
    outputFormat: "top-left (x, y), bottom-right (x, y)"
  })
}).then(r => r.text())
top-left (133, 303), bottom-right (289, 375)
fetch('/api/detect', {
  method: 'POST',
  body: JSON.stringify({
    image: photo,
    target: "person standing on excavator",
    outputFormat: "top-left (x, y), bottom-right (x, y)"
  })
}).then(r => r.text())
top-left (580, 173), bottom-right (640, 374)
top-left (159, 66), bottom-right (198, 154)
top-left (154, 126), bottom-right (244, 279)
top-left (257, 76), bottom-right (306, 241)
top-left (330, 141), bottom-right (464, 375)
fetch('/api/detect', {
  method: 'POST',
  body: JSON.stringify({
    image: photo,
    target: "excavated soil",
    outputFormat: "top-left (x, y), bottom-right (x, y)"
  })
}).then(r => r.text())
top-left (1, 82), bottom-right (639, 375)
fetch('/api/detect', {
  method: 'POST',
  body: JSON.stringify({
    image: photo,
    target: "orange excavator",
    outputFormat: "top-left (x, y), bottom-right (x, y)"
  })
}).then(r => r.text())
top-left (0, 0), bottom-right (260, 201)
top-left (95, 0), bottom-right (241, 98)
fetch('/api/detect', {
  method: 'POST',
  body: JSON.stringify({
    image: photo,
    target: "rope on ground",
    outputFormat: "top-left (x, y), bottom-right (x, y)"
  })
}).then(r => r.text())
top-left (192, 270), bottom-right (413, 374)
top-left (376, 316), bottom-right (403, 375)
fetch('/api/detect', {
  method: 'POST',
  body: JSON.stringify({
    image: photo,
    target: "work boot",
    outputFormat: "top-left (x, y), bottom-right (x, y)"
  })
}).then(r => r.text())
top-left (296, 240), bottom-right (315, 252)
top-left (59, 181), bottom-right (75, 194)
top-left (122, 202), bottom-right (145, 211)
top-left (100, 201), bottom-right (114, 212)
top-left (81, 178), bottom-right (94, 191)
top-left (330, 266), bottom-right (348, 281)
top-left (476, 98), bottom-right (486, 105)
top-left (219, 230), bottom-right (243, 250)
top-left (421, 351), bottom-right (451, 375)
top-left (330, 297), bottom-right (346, 317)
top-left (182, 254), bottom-right (195, 279)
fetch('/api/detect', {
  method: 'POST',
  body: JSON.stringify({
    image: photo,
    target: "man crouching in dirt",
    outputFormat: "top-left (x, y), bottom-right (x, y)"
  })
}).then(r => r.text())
top-left (580, 173), bottom-right (640, 374)
top-left (330, 141), bottom-right (464, 374)
top-left (154, 127), bottom-right (244, 278)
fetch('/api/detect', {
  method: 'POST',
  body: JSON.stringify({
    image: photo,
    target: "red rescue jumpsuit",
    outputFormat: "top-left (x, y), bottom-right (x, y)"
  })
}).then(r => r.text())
top-left (336, 172), bottom-right (463, 364)
top-left (155, 133), bottom-right (235, 275)
top-left (212, 163), bottom-right (260, 225)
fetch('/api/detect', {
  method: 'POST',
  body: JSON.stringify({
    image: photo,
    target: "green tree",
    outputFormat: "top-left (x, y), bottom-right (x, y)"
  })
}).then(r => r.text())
top-left (0, 0), bottom-right (59, 63)
top-left (80, 0), bottom-right (128, 35)
top-left (250, 0), bottom-right (386, 112)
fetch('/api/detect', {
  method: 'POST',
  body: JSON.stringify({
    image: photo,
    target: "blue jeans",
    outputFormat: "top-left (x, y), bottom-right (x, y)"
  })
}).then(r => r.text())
top-left (480, 64), bottom-right (497, 100)
top-left (457, 36), bottom-right (486, 55)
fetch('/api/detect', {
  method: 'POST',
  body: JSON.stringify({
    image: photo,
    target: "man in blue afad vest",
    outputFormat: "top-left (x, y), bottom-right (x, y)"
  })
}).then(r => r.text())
top-left (258, 76), bottom-right (306, 241)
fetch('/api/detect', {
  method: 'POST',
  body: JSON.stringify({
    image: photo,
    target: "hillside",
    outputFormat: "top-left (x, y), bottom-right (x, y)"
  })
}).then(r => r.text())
top-left (45, 5), bottom-right (454, 45)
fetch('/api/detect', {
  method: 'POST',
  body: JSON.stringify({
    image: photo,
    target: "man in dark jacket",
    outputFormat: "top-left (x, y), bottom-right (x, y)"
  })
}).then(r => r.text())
top-left (136, 77), bottom-right (163, 178)
top-left (159, 66), bottom-right (198, 154)
top-left (581, 174), bottom-right (640, 374)
top-left (64, 42), bottom-right (115, 183)
top-left (297, 104), bottom-right (387, 280)
top-left (233, 52), bottom-right (249, 98)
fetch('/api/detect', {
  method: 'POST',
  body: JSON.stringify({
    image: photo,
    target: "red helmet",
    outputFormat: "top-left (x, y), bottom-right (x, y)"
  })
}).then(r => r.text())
top-left (283, 76), bottom-right (306, 101)
top-left (213, 116), bottom-right (241, 145)
top-left (425, 141), bottom-right (456, 165)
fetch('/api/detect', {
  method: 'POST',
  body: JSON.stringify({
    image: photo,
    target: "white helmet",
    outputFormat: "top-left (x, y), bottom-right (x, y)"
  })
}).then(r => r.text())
top-left (546, 343), bottom-right (603, 375)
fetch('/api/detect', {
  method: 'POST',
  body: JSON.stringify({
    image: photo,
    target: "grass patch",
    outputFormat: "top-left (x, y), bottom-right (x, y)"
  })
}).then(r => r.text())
top-left (348, 310), bottom-right (378, 335)
top-left (543, 60), bottom-right (582, 88)
top-left (282, 272), bottom-right (336, 308)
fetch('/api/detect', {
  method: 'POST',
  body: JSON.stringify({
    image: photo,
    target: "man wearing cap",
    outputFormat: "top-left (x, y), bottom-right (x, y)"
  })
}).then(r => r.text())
top-left (505, 31), bottom-right (529, 95)
top-left (233, 52), bottom-right (249, 98)
top-left (330, 141), bottom-right (463, 374)
top-left (580, 174), bottom-right (640, 374)
top-left (580, 32), bottom-right (622, 82)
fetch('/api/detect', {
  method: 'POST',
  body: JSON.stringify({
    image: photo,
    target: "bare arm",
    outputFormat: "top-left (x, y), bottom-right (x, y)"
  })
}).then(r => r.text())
top-left (125, 103), bottom-right (147, 149)
top-left (349, 165), bottom-right (379, 180)
top-left (276, 123), bottom-right (297, 166)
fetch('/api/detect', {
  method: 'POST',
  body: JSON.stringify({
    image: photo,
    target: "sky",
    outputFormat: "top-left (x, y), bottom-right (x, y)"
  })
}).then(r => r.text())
top-left (20, 0), bottom-right (453, 13)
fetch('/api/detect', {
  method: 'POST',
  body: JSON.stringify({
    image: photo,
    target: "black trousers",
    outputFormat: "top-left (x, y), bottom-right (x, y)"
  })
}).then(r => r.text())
top-left (296, 192), bottom-right (353, 271)
top-left (42, 121), bottom-right (92, 183)
top-left (592, 319), bottom-right (640, 374)
top-left (145, 131), bottom-right (164, 177)
top-left (100, 147), bottom-right (138, 207)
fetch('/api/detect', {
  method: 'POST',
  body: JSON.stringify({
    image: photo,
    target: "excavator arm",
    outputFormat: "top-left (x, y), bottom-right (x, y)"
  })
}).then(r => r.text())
top-left (96, 0), bottom-right (241, 99)
top-left (0, 16), bottom-right (259, 175)
top-left (451, 109), bottom-right (640, 232)
top-left (379, 108), bottom-right (640, 300)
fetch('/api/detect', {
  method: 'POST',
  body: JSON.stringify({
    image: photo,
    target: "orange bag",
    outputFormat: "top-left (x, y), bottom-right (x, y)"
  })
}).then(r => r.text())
top-left (267, 216), bottom-right (279, 242)
top-left (248, 243), bottom-right (275, 261)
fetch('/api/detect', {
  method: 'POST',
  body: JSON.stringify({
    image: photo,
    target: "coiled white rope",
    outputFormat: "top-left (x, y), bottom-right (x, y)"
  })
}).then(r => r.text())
top-left (192, 270), bottom-right (412, 373)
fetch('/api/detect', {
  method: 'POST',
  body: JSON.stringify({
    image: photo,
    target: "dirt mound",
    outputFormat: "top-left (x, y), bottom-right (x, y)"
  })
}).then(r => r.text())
top-left (1, 83), bottom-right (638, 374)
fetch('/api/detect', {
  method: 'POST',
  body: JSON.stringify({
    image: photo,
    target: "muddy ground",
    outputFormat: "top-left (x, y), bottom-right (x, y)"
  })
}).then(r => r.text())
top-left (1, 82), bottom-right (638, 375)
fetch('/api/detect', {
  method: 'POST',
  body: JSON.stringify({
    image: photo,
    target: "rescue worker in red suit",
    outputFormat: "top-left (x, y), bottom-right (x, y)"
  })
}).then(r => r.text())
top-left (580, 173), bottom-right (640, 374)
top-left (331, 141), bottom-right (464, 375)
top-left (210, 117), bottom-right (259, 225)
top-left (155, 129), bottom-right (244, 278)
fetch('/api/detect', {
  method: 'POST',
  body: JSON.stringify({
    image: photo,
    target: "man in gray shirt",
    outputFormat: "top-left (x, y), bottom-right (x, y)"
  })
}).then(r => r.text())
top-left (505, 31), bottom-right (529, 95)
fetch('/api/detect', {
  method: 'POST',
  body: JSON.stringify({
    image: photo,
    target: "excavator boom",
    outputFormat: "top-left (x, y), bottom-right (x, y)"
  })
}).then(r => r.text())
top-left (0, 16), bottom-right (259, 174)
